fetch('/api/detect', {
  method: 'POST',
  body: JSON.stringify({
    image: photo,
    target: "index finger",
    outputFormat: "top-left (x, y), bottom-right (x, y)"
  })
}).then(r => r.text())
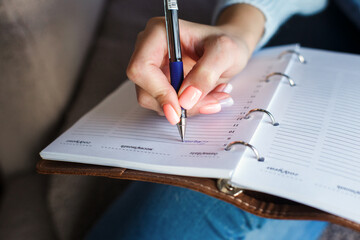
top-left (126, 18), bottom-right (181, 116)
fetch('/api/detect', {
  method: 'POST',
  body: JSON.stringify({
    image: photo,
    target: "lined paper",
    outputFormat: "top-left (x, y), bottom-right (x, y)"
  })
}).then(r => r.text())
top-left (41, 45), bottom-right (360, 224)
top-left (231, 47), bottom-right (360, 224)
top-left (41, 45), bottom-right (294, 178)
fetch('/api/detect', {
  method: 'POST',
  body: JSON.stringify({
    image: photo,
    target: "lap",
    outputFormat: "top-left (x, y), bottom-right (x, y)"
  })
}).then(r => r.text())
top-left (86, 182), bottom-right (327, 240)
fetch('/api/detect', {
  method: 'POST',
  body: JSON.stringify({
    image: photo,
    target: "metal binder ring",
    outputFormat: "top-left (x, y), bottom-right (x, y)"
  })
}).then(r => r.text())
top-left (225, 141), bottom-right (264, 162)
top-left (244, 108), bottom-right (279, 126)
top-left (265, 72), bottom-right (296, 87)
top-left (217, 178), bottom-right (243, 197)
top-left (278, 50), bottom-right (306, 64)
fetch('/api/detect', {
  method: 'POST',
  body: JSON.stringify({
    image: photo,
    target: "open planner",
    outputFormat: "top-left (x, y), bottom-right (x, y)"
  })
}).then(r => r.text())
top-left (39, 44), bottom-right (360, 230)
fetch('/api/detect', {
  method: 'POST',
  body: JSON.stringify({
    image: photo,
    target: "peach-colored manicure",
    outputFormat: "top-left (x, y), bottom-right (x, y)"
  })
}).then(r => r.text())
top-left (213, 83), bottom-right (227, 92)
top-left (223, 83), bottom-right (233, 93)
top-left (199, 103), bottom-right (221, 114)
top-left (212, 92), bottom-right (230, 101)
top-left (219, 97), bottom-right (234, 107)
top-left (179, 86), bottom-right (202, 110)
top-left (214, 83), bottom-right (233, 93)
top-left (163, 104), bottom-right (180, 125)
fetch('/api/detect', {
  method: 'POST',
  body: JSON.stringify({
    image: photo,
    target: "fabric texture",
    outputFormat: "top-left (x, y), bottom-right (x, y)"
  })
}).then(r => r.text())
top-left (213, 0), bottom-right (328, 47)
top-left (86, 182), bottom-right (328, 240)
top-left (0, 0), bottom-right (104, 178)
top-left (0, 174), bottom-right (55, 240)
top-left (0, 0), bottom-right (104, 239)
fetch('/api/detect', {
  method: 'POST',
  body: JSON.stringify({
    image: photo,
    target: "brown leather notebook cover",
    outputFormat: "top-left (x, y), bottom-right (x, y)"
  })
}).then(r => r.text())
top-left (37, 159), bottom-right (360, 231)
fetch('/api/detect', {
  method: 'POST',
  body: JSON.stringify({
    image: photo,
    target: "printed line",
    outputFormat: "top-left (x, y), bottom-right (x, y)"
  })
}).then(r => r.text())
top-left (291, 95), bottom-right (329, 105)
top-left (319, 156), bottom-right (360, 170)
top-left (327, 125), bottom-right (360, 136)
top-left (271, 145), bottom-right (314, 157)
top-left (315, 168), bottom-right (359, 182)
top-left (284, 115), bottom-right (324, 126)
top-left (73, 130), bottom-right (109, 134)
top-left (316, 163), bottom-right (360, 180)
top-left (273, 139), bottom-right (315, 151)
top-left (71, 133), bottom-right (104, 137)
top-left (107, 135), bottom-right (222, 146)
top-left (279, 124), bottom-right (321, 134)
top-left (321, 147), bottom-right (359, 161)
top-left (327, 133), bottom-right (360, 146)
top-left (285, 105), bottom-right (324, 116)
top-left (330, 116), bottom-right (360, 127)
top-left (270, 146), bottom-right (312, 158)
top-left (329, 129), bottom-right (360, 140)
top-left (268, 151), bottom-right (311, 163)
top-left (285, 108), bottom-right (325, 120)
top-left (77, 127), bottom-right (112, 131)
top-left (334, 107), bottom-right (360, 119)
top-left (281, 120), bottom-right (322, 130)
top-left (277, 128), bottom-right (319, 138)
top-left (111, 132), bottom-right (226, 141)
top-left (328, 121), bottom-right (360, 133)
top-left (275, 131), bottom-right (318, 144)
top-left (323, 141), bottom-right (360, 156)
top-left (268, 155), bottom-right (309, 167)
top-left (288, 101), bottom-right (327, 112)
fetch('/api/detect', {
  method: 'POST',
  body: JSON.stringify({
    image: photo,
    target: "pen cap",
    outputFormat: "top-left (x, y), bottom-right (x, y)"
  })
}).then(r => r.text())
top-left (170, 61), bottom-right (184, 92)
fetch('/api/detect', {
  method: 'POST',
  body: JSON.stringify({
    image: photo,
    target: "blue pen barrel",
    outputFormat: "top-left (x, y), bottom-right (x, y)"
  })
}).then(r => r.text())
top-left (170, 61), bottom-right (184, 93)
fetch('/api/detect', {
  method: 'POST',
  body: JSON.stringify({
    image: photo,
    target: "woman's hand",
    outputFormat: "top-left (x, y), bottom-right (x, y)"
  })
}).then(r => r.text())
top-left (127, 4), bottom-right (265, 125)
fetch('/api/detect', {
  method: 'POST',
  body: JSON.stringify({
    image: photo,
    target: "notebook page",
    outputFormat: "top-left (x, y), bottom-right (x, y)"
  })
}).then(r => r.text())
top-left (41, 45), bottom-right (295, 178)
top-left (230, 47), bottom-right (360, 223)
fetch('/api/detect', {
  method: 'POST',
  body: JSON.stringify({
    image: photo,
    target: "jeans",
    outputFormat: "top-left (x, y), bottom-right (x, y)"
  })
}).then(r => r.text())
top-left (86, 182), bottom-right (327, 240)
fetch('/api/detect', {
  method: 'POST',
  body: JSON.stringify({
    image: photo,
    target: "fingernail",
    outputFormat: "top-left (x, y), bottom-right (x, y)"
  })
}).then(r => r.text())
top-left (212, 92), bottom-right (230, 100)
top-left (219, 97), bottom-right (234, 107)
top-left (223, 83), bottom-right (233, 93)
top-left (199, 103), bottom-right (221, 114)
top-left (179, 86), bottom-right (202, 110)
top-left (163, 104), bottom-right (180, 125)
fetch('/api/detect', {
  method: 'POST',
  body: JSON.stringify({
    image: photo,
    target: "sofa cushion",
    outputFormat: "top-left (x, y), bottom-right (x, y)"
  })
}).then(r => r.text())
top-left (0, 174), bottom-right (55, 240)
top-left (0, 0), bottom-right (105, 178)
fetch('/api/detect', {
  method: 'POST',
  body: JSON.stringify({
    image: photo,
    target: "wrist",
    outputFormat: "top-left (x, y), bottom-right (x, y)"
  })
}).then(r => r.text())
top-left (216, 4), bottom-right (265, 57)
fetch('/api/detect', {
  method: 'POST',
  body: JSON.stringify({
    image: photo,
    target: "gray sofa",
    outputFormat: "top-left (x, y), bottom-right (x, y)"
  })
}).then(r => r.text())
top-left (1, 0), bottom-right (360, 239)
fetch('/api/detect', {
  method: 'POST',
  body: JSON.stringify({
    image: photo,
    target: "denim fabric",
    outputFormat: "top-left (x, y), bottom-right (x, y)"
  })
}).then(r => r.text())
top-left (86, 182), bottom-right (327, 240)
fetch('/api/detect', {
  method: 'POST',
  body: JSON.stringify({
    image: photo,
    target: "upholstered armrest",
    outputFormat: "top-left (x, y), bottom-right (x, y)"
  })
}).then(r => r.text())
top-left (0, 174), bottom-right (55, 240)
top-left (0, 0), bottom-right (105, 239)
top-left (0, 0), bottom-right (105, 176)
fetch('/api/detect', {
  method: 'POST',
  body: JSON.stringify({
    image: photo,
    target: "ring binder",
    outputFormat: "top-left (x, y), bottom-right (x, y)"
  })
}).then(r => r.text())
top-left (244, 108), bottom-right (279, 126)
top-left (225, 141), bottom-right (264, 162)
top-left (265, 72), bottom-right (296, 86)
top-left (217, 178), bottom-right (243, 196)
top-left (278, 49), bottom-right (306, 64)
top-left (38, 45), bottom-right (360, 230)
top-left (218, 141), bottom-right (264, 196)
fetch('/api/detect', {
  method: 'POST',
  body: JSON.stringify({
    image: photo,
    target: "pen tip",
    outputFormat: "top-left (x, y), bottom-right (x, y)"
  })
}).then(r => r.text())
top-left (177, 120), bottom-right (186, 142)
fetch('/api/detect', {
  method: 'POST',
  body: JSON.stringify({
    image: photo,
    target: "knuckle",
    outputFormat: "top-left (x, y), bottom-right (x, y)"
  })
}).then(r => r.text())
top-left (216, 35), bottom-right (236, 50)
top-left (146, 17), bottom-right (164, 29)
top-left (126, 61), bottom-right (142, 81)
top-left (153, 88), bottom-right (173, 104)
top-left (194, 65), bottom-right (217, 86)
top-left (137, 93), bottom-right (152, 109)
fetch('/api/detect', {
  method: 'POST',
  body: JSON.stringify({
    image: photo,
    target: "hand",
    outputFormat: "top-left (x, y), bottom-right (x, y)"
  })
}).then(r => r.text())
top-left (127, 4), bottom-right (265, 125)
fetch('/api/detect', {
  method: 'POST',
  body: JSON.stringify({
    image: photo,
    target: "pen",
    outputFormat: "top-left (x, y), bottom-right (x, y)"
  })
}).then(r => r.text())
top-left (164, 0), bottom-right (187, 142)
